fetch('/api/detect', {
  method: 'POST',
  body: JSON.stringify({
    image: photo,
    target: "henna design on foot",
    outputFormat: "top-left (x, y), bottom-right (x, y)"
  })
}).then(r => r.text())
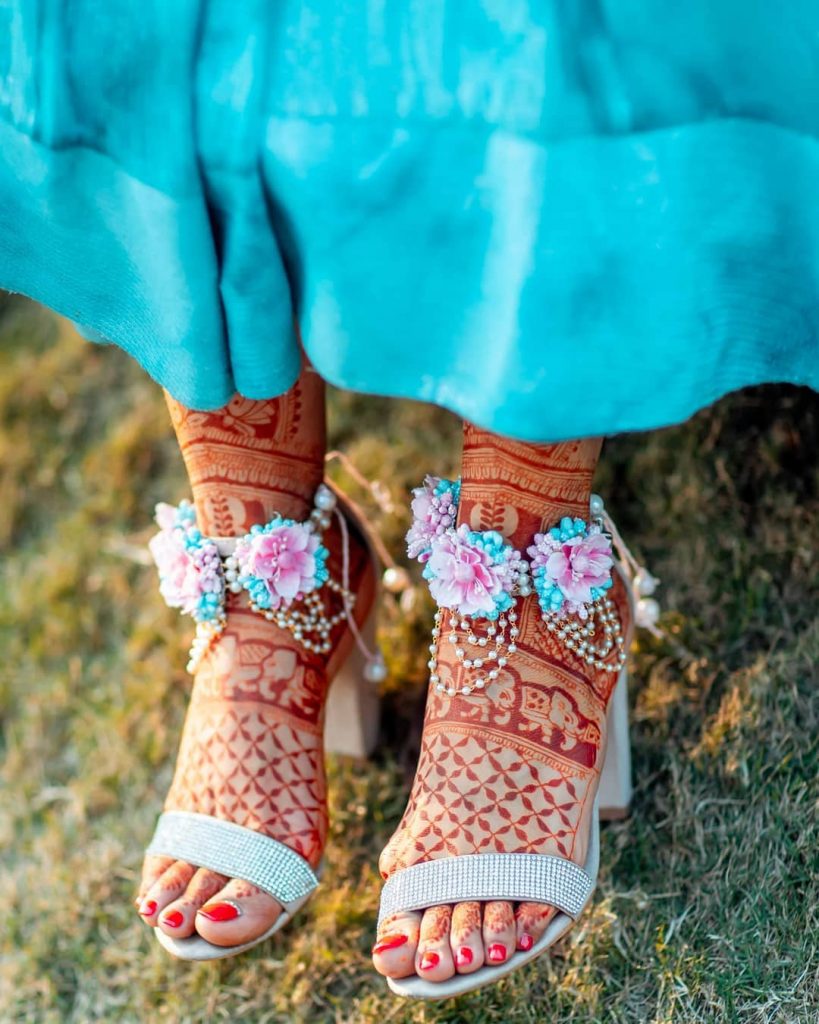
top-left (376, 424), bottom-right (629, 980)
top-left (137, 364), bottom-right (374, 947)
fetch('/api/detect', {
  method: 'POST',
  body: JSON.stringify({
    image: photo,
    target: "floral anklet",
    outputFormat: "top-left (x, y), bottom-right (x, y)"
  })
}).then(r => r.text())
top-left (149, 483), bottom-right (385, 678)
top-left (406, 476), bottom-right (658, 697)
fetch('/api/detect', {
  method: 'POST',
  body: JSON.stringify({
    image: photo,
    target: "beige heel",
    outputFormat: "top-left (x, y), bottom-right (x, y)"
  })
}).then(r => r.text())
top-left (324, 610), bottom-right (380, 758)
top-left (598, 665), bottom-right (632, 820)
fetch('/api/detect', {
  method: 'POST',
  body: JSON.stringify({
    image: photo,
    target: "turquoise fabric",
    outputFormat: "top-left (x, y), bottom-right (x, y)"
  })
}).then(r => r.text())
top-left (0, 2), bottom-right (817, 440)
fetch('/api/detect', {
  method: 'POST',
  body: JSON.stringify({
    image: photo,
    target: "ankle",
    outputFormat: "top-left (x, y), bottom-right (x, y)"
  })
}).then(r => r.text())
top-left (192, 465), bottom-right (324, 535)
top-left (457, 424), bottom-right (602, 549)
top-left (165, 365), bottom-right (327, 536)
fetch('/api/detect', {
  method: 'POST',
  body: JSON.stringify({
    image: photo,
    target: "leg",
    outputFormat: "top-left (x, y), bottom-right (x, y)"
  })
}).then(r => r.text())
top-left (374, 422), bottom-right (629, 982)
top-left (136, 363), bottom-right (374, 946)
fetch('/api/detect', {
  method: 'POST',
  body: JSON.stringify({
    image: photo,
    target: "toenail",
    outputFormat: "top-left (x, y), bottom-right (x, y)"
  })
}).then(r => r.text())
top-left (138, 899), bottom-right (157, 917)
top-left (487, 943), bottom-right (507, 963)
top-left (456, 946), bottom-right (474, 967)
top-left (198, 901), bottom-right (241, 922)
top-left (419, 951), bottom-right (440, 971)
top-left (372, 933), bottom-right (408, 954)
top-left (519, 933), bottom-right (534, 951)
top-left (161, 910), bottom-right (184, 929)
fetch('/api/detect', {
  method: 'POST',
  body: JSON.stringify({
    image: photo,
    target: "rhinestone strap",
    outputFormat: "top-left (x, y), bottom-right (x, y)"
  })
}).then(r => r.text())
top-left (146, 811), bottom-right (319, 907)
top-left (377, 852), bottom-right (594, 927)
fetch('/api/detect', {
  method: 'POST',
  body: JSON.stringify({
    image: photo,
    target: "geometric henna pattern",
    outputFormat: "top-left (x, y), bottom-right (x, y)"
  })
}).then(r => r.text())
top-left (157, 366), bottom-right (372, 887)
top-left (379, 424), bottom-right (630, 901)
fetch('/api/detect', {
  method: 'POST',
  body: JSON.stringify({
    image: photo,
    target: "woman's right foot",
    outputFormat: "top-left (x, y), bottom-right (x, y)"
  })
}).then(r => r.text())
top-left (137, 505), bottom-right (375, 947)
top-left (136, 378), bottom-right (374, 950)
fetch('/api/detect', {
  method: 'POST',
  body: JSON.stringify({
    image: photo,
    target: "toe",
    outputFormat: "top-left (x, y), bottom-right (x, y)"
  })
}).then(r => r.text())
top-left (156, 868), bottom-right (228, 939)
top-left (372, 911), bottom-right (422, 979)
top-left (482, 901), bottom-right (516, 967)
top-left (415, 905), bottom-right (455, 982)
top-left (137, 860), bottom-right (196, 927)
top-left (449, 901), bottom-right (484, 974)
top-left (194, 878), bottom-right (283, 948)
top-left (136, 855), bottom-right (174, 909)
top-left (515, 902), bottom-right (557, 953)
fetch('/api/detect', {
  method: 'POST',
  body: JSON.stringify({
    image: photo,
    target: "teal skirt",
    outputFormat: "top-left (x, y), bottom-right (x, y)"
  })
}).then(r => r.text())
top-left (0, 2), bottom-right (817, 440)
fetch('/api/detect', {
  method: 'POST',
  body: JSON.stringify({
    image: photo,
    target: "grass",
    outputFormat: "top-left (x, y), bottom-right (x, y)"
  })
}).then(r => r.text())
top-left (0, 294), bottom-right (816, 1023)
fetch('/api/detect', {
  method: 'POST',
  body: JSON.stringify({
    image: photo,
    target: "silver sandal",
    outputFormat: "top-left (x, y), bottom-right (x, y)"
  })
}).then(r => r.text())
top-left (379, 484), bottom-right (658, 998)
top-left (143, 481), bottom-right (384, 960)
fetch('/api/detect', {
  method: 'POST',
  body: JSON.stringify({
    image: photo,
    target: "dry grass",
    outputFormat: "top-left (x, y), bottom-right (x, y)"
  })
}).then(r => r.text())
top-left (0, 296), bottom-right (816, 1023)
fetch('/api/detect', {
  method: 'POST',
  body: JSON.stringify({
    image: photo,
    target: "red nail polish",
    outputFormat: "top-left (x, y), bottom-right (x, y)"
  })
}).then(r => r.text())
top-left (199, 901), bottom-right (241, 922)
top-left (519, 933), bottom-right (534, 951)
top-left (161, 910), bottom-right (184, 929)
top-left (488, 943), bottom-right (507, 963)
top-left (138, 899), bottom-right (157, 917)
top-left (372, 933), bottom-right (408, 954)
top-left (456, 946), bottom-right (474, 967)
top-left (419, 951), bottom-right (440, 971)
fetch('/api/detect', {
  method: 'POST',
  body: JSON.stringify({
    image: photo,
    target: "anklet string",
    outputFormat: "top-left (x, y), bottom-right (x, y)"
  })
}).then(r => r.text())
top-left (149, 483), bottom-right (386, 679)
top-left (324, 450), bottom-right (412, 596)
top-left (405, 476), bottom-right (661, 698)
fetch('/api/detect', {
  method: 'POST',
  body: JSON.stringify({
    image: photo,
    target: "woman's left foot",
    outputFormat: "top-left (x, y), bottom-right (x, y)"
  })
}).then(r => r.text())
top-left (373, 427), bottom-right (629, 983)
top-left (373, 573), bottom-right (630, 981)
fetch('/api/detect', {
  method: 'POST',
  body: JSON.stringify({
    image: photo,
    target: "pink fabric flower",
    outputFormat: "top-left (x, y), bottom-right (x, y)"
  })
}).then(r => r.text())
top-left (426, 525), bottom-right (507, 617)
top-left (406, 476), bottom-right (458, 562)
top-left (153, 502), bottom-right (179, 532)
top-left (243, 522), bottom-right (320, 606)
top-left (149, 530), bottom-right (203, 617)
top-left (543, 533), bottom-right (613, 605)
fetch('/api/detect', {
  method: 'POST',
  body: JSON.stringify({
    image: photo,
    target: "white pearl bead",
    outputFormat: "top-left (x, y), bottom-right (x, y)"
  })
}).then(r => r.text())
top-left (383, 567), bottom-right (411, 593)
top-left (589, 493), bottom-right (605, 516)
top-left (315, 485), bottom-right (337, 511)
top-left (364, 657), bottom-right (388, 683)
top-left (636, 597), bottom-right (660, 627)
top-left (635, 569), bottom-right (658, 596)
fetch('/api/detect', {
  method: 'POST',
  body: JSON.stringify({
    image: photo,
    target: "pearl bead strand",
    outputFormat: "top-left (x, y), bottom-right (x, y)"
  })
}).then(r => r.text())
top-left (183, 481), bottom-right (388, 676)
top-left (541, 593), bottom-right (626, 673)
top-left (430, 605), bottom-right (520, 697)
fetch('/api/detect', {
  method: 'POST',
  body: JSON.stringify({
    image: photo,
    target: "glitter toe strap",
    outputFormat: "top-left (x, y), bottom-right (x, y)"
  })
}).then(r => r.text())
top-left (377, 852), bottom-right (594, 927)
top-left (146, 811), bottom-right (319, 907)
